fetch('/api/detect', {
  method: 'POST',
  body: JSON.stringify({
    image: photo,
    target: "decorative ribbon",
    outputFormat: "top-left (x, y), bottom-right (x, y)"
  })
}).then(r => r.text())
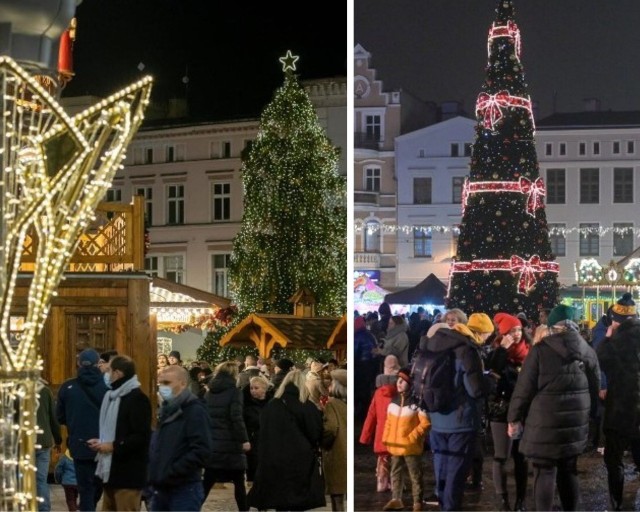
top-left (475, 91), bottom-right (534, 131)
top-left (450, 256), bottom-right (559, 295)
top-left (461, 176), bottom-right (546, 217)
top-left (488, 20), bottom-right (521, 59)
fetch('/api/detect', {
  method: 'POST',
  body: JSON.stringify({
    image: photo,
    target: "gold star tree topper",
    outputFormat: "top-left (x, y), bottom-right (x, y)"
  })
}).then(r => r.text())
top-left (279, 50), bottom-right (299, 72)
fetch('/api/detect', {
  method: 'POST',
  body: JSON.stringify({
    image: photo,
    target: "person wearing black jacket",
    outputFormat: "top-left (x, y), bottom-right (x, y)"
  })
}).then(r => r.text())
top-left (242, 375), bottom-right (272, 484)
top-left (149, 365), bottom-right (212, 512)
top-left (56, 348), bottom-right (108, 512)
top-left (596, 294), bottom-right (640, 511)
top-left (202, 361), bottom-right (251, 511)
top-left (508, 305), bottom-right (600, 512)
top-left (87, 355), bottom-right (151, 511)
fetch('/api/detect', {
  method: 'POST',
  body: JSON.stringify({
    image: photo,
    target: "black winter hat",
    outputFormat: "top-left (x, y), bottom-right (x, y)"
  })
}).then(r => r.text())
top-left (609, 293), bottom-right (637, 323)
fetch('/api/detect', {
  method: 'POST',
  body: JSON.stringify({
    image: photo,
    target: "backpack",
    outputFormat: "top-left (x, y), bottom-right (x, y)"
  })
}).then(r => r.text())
top-left (410, 347), bottom-right (459, 413)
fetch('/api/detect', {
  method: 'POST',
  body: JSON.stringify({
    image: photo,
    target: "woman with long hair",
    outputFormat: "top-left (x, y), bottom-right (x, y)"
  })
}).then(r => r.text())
top-left (322, 369), bottom-right (347, 511)
top-left (248, 369), bottom-right (325, 511)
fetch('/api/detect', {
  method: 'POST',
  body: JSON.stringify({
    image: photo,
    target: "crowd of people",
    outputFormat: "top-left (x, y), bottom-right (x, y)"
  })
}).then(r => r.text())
top-left (37, 349), bottom-right (346, 512)
top-left (357, 294), bottom-right (640, 511)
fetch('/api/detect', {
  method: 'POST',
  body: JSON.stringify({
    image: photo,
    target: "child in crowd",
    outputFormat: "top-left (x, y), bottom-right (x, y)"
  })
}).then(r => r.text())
top-left (381, 367), bottom-right (431, 512)
top-left (54, 449), bottom-right (78, 512)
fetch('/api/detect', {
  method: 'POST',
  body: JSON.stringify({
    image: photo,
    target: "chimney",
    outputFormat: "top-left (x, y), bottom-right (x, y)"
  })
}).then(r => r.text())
top-left (289, 288), bottom-right (316, 317)
top-left (583, 98), bottom-right (601, 112)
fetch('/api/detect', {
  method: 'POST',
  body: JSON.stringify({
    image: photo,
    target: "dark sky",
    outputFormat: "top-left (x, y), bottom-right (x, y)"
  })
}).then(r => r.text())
top-left (355, 1), bottom-right (640, 120)
top-left (63, 0), bottom-right (347, 121)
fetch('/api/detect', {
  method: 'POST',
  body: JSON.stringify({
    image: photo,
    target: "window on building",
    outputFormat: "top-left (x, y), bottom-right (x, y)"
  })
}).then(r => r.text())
top-left (546, 169), bottom-right (565, 204)
top-left (413, 227), bottom-right (432, 258)
top-left (222, 141), bottom-right (231, 158)
top-left (364, 167), bottom-right (381, 192)
top-left (211, 253), bottom-right (231, 297)
top-left (613, 167), bottom-right (633, 203)
top-left (135, 187), bottom-right (153, 227)
top-left (212, 182), bottom-right (231, 221)
top-left (145, 148), bottom-right (153, 164)
top-left (164, 255), bottom-right (184, 284)
top-left (365, 115), bottom-right (381, 141)
top-left (106, 188), bottom-right (122, 202)
top-left (413, 177), bottom-right (432, 204)
top-left (559, 143), bottom-right (567, 156)
top-left (144, 256), bottom-right (158, 278)
top-left (545, 143), bottom-right (552, 156)
top-left (548, 223), bottom-right (566, 257)
top-left (613, 223), bottom-right (634, 257)
top-left (452, 177), bottom-right (465, 204)
top-left (579, 223), bottom-right (599, 256)
top-left (166, 145), bottom-right (175, 162)
top-left (580, 168), bottom-right (599, 204)
top-left (579, 142), bottom-right (586, 156)
top-left (418, 149), bottom-right (425, 158)
top-left (451, 226), bottom-right (460, 258)
top-left (450, 143), bottom-right (459, 157)
top-left (464, 143), bottom-right (473, 157)
top-left (613, 141), bottom-right (621, 154)
top-left (593, 142), bottom-right (600, 155)
top-left (628, 141), bottom-right (636, 154)
top-left (166, 184), bottom-right (185, 224)
top-left (364, 221), bottom-right (380, 253)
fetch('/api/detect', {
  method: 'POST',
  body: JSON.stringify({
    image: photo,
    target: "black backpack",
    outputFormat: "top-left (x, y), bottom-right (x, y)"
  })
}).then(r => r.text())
top-left (410, 347), bottom-right (459, 413)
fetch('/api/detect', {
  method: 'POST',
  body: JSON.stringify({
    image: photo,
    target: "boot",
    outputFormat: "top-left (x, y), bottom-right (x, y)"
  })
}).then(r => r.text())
top-left (382, 498), bottom-right (405, 511)
top-left (496, 493), bottom-right (510, 511)
top-left (609, 494), bottom-right (622, 511)
top-left (513, 497), bottom-right (526, 511)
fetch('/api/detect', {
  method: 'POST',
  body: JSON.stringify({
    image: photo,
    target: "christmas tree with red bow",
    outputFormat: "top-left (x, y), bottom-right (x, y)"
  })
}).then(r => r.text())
top-left (446, 0), bottom-right (558, 318)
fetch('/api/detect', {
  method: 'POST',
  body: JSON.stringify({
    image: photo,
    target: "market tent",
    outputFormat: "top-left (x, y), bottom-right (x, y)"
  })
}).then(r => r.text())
top-left (384, 273), bottom-right (447, 305)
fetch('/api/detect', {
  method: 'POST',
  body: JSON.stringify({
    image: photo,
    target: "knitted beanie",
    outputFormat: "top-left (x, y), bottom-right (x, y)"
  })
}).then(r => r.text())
top-left (467, 313), bottom-right (494, 334)
top-left (493, 313), bottom-right (522, 335)
top-left (547, 304), bottom-right (576, 327)
top-left (609, 293), bottom-right (637, 323)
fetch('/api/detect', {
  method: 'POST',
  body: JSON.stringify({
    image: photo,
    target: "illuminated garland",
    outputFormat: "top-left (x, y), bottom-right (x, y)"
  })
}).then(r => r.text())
top-left (476, 91), bottom-right (535, 132)
top-left (488, 20), bottom-right (521, 59)
top-left (624, 259), bottom-right (640, 283)
top-left (575, 259), bottom-right (603, 284)
top-left (354, 223), bottom-right (640, 237)
top-left (461, 176), bottom-right (545, 216)
top-left (450, 255), bottom-right (559, 295)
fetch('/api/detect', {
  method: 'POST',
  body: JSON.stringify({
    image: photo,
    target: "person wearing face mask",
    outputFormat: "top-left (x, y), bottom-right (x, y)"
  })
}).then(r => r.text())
top-left (148, 365), bottom-right (212, 511)
top-left (87, 355), bottom-right (151, 511)
top-left (56, 349), bottom-right (108, 512)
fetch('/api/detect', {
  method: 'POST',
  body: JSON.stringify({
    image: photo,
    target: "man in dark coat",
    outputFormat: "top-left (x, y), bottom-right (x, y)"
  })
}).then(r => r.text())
top-left (148, 365), bottom-right (212, 511)
top-left (87, 355), bottom-right (151, 511)
top-left (508, 305), bottom-right (600, 511)
top-left (596, 293), bottom-right (640, 511)
top-left (56, 348), bottom-right (108, 512)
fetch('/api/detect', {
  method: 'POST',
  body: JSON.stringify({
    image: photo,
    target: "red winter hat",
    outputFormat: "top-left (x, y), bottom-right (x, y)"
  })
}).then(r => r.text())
top-left (493, 313), bottom-right (522, 336)
top-left (354, 316), bottom-right (366, 331)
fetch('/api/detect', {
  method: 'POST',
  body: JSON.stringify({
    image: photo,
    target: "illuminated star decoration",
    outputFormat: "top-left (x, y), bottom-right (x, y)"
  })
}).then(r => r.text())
top-left (279, 50), bottom-right (299, 72)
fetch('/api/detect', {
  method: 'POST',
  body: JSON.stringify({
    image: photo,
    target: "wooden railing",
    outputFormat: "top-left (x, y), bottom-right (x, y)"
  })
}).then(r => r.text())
top-left (20, 196), bottom-right (145, 272)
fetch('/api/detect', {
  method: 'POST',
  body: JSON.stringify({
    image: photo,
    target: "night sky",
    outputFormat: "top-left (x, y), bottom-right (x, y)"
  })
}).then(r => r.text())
top-left (355, 1), bottom-right (640, 120)
top-left (63, 0), bottom-right (348, 121)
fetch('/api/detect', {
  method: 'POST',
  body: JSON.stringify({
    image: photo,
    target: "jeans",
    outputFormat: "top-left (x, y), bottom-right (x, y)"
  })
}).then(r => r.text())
top-left (73, 459), bottom-right (102, 512)
top-left (430, 430), bottom-right (476, 511)
top-left (35, 448), bottom-right (51, 512)
top-left (150, 482), bottom-right (204, 512)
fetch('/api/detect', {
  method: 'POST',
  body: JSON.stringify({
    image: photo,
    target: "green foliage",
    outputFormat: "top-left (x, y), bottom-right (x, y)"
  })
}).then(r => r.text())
top-left (229, 70), bottom-right (347, 317)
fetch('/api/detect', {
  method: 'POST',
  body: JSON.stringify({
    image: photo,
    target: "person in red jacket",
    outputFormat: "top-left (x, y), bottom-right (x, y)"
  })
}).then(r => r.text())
top-left (359, 379), bottom-right (398, 492)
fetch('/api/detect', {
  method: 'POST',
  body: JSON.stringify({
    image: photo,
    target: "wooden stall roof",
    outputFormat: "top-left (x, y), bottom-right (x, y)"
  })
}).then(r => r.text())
top-left (219, 313), bottom-right (342, 358)
top-left (151, 277), bottom-right (230, 308)
top-left (327, 314), bottom-right (347, 350)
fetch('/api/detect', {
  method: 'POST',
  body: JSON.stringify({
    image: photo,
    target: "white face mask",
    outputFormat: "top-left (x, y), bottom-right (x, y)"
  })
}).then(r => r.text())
top-left (158, 385), bottom-right (174, 401)
top-left (103, 372), bottom-right (112, 388)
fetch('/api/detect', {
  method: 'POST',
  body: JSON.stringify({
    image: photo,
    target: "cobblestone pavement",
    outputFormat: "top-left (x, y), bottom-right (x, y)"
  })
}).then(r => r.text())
top-left (48, 482), bottom-right (333, 511)
top-left (354, 420), bottom-right (640, 511)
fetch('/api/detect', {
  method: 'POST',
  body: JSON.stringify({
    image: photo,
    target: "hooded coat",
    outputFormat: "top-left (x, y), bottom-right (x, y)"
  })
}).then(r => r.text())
top-left (596, 318), bottom-right (640, 437)
top-left (380, 322), bottom-right (409, 367)
top-left (508, 329), bottom-right (600, 460)
top-left (359, 383), bottom-right (397, 454)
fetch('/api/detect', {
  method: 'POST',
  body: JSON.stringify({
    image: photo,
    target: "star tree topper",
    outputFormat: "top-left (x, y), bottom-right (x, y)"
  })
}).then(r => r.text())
top-left (279, 50), bottom-right (299, 72)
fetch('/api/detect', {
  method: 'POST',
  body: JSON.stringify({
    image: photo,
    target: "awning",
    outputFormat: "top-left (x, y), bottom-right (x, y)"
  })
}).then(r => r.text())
top-left (384, 273), bottom-right (447, 306)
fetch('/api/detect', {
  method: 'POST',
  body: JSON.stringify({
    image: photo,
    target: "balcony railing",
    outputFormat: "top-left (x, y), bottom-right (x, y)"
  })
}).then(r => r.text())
top-left (354, 252), bottom-right (380, 267)
top-left (354, 132), bottom-right (381, 150)
top-left (354, 191), bottom-right (379, 205)
top-left (20, 196), bottom-right (146, 272)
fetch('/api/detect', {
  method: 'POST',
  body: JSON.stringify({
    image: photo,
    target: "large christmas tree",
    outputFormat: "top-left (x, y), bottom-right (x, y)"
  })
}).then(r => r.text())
top-left (197, 51), bottom-right (346, 363)
top-left (447, 0), bottom-right (558, 319)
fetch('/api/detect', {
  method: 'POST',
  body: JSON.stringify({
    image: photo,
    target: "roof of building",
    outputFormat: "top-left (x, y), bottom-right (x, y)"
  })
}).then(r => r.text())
top-left (537, 111), bottom-right (640, 129)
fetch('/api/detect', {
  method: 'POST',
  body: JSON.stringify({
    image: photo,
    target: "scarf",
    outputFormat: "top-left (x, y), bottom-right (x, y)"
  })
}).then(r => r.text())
top-left (95, 375), bottom-right (141, 483)
top-left (158, 387), bottom-right (192, 423)
top-left (507, 339), bottom-right (529, 365)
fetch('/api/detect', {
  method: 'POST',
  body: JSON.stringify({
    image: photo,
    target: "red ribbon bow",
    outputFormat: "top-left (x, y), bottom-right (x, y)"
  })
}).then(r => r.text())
top-left (510, 255), bottom-right (542, 295)
top-left (518, 177), bottom-right (546, 216)
top-left (476, 92), bottom-right (511, 131)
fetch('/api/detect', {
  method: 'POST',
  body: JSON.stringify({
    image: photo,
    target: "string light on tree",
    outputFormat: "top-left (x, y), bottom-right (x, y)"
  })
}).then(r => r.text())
top-left (446, 0), bottom-right (559, 318)
top-left (198, 50), bottom-right (346, 364)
